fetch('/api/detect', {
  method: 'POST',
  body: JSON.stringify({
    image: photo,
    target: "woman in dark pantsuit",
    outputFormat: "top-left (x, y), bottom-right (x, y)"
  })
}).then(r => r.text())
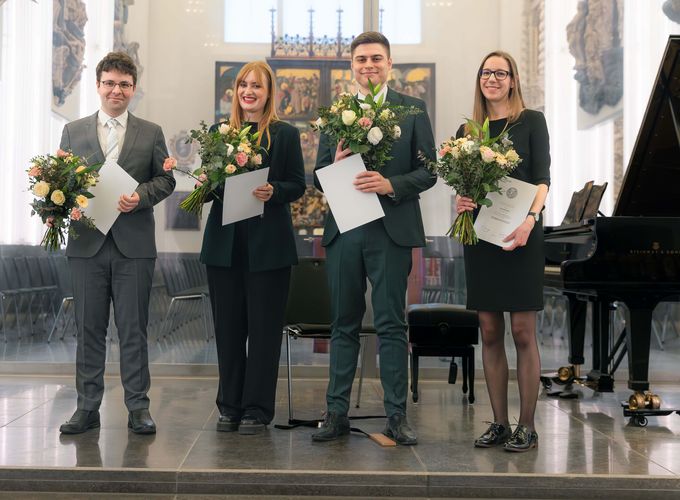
top-left (456, 51), bottom-right (550, 452)
top-left (200, 61), bottom-right (305, 434)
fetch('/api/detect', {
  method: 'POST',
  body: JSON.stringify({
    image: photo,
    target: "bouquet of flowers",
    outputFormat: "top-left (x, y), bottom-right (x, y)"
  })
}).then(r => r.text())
top-left (312, 80), bottom-right (420, 171)
top-left (163, 121), bottom-right (264, 216)
top-left (427, 118), bottom-right (521, 245)
top-left (28, 149), bottom-right (99, 251)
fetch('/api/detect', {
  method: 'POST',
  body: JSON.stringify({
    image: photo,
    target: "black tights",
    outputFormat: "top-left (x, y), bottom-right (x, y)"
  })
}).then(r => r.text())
top-left (478, 310), bottom-right (540, 430)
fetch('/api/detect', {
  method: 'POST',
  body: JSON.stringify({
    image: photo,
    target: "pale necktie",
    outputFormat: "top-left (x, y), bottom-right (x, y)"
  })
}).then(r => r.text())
top-left (105, 118), bottom-right (119, 160)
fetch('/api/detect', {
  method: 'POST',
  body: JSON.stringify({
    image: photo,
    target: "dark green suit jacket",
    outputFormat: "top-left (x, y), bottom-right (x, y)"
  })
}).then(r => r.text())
top-left (314, 89), bottom-right (436, 247)
top-left (200, 121), bottom-right (306, 272)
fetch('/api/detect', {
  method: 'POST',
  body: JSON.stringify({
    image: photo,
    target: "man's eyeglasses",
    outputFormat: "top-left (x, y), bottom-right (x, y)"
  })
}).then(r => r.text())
top-left (99, 80), bottom-right (134, 91)
top-left (479, 69), bottom-right (512, 81)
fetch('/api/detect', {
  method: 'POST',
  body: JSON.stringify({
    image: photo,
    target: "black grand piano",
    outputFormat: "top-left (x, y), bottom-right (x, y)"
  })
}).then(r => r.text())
top-left (543, 35), bottom-right (680, 425)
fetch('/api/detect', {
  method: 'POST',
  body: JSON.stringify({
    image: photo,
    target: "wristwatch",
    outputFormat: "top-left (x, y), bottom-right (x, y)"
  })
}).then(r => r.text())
top-left (527, 211), bottom-right (540, 222)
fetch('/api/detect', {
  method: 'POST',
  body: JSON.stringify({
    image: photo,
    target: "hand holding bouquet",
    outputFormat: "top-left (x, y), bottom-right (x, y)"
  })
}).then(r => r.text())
top-left (28, 149), bottom-right (99, 251)
top-left (312, 80), bottom-right (420, 171)
top-left (163, 122), bottom-right (264, 216)
top-left (427, 118), bottom-right (521, 245)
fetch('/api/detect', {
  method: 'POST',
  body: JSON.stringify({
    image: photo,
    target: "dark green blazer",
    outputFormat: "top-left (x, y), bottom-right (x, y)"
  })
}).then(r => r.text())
top-left (199, 120), bottom-right (306, 272)
top-left (314, 89), bottom-right (436, 248)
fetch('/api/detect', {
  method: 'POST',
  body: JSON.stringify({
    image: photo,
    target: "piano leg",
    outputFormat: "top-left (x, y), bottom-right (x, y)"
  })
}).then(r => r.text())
top-left (566, 295), bottom-right (586, 365)
top-left (587, 300), bottom-right (614, 392)
top-left (625, 303), bottom-right (656, 392)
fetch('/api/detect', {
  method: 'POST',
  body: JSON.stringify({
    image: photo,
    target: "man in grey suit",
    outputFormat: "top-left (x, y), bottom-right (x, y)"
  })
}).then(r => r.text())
top-left (58, 52), bottom-right (175, 434)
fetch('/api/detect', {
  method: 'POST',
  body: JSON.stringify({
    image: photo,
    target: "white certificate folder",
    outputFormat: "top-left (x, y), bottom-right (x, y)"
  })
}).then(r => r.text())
top-left (473, 177), bottom-right (538, 247)
top-left (314, 154), bottom-right (385, 233)
top-left (222, 167), bottom-right (270, 225)
top-left (86, 159), bottom-right (139, 235)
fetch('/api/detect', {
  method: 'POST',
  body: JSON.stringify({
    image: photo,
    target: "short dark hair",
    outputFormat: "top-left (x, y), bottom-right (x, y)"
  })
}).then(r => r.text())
top-left (350, 31), bottom-right (391, 58)
top-left (96, 52), bottom-right (137, 85)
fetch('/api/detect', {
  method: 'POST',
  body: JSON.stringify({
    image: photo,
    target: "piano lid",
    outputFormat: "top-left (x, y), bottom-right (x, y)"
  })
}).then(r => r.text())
top-left (615, 35), bottom-right (680, 217)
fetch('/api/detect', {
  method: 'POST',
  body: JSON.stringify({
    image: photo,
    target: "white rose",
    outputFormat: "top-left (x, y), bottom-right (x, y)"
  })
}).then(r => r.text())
top-left (341, 110), bottom-right (357, 126)
top-left (393, 125), bottom-right (401, 139)
top-left (315, 117), bottom-right (326, 128)
top-left (226, 143), bottom-right (235, 156)
top-left (359, 102), bottom-right (372, 110)
top-left (461, 140), bottom-right (475, 153)
top-left (219, 123), bottom-right (230, 135)
top-left (367, 126), bottom-right (383, 145)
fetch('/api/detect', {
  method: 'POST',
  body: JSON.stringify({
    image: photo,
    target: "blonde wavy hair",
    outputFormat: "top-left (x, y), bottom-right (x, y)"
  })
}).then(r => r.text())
top-left (229, 61), bottom-right (279, 147)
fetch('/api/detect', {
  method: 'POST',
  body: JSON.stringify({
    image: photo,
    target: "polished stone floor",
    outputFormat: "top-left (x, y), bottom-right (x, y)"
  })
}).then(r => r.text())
top-left (1, 371), bottom-right (680, 498)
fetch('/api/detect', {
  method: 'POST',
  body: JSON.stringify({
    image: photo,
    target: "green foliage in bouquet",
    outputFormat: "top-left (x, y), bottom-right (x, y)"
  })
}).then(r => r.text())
top-left (312, 79), bottom-right (421, 170)
top-left (28, 150), bottom-right (99, 251)
top-left (425, 118), bottom-right (522, 244)
top-left (163, 121), bottom-right (265, 217)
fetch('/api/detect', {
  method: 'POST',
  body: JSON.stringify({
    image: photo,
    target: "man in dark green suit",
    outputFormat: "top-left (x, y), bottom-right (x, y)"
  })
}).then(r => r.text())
top-left (312, 32), bottom-right (436, 445)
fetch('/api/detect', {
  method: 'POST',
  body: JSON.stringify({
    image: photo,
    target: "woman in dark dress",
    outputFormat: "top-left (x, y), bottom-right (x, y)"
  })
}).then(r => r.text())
top-left (456, 51), bottom-right (550, 452)
top-left (200, 61), bottom-right (306, 434)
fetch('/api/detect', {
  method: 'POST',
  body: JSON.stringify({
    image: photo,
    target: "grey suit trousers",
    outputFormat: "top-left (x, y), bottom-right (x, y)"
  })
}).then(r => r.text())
top-left (69, 234), bottom-right (155, 411)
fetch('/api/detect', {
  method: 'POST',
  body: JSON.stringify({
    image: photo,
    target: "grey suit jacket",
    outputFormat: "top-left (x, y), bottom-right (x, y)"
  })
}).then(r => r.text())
top-left (60, 111), bottom-right (176, 258)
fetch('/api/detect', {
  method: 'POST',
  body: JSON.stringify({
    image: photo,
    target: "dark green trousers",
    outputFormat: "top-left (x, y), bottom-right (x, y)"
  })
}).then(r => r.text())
top-left (325, 220), bottom-right (412, 417)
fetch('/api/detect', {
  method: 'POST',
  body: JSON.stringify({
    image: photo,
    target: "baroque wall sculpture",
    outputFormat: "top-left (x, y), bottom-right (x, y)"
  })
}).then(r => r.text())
top-left (52, 0), bottom-right (87, 107)
top-left (566, 0), bottom-right (623, 115)
top-left (663, 0), bottom-right (680, 23)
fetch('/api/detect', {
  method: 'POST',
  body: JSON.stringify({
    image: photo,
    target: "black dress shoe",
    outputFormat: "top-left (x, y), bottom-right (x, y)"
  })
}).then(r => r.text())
top-left (59, 409), bottom-right (100, 434)
top-left (216, 414), bottom-right (240, 432)
top-left (238, 414), bottom-right (266, 435)
top-left (383, 413), bottom-right (417, 445)
top-left (311, 412), bottom-right (350, 442)
top-left (128, 408), bottom-right (156, 434)
top-left (503, 424), bottom-right (538, 452)
top-left (474, 422), bottom-right (511, 448)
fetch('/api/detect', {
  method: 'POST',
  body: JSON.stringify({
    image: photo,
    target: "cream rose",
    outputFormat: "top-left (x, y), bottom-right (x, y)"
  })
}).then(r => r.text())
top-left (505, 149), bottom-right (519, 163)
top-left (50, 190), bottom-right (66, 206)
top-left (342, 110), bottom-right (357, 126)
top-left (226, 143), bottom-right (235, 156)
top-left (367, 126), bottom-right (383, 145)
top-left (33, 181), bottom-right (50, 197)
top-left (218, 123), bottom-right (231, 135)
top-left (393, 125), bottom-right (401, 139)
top-left (380, 109), bottom-right (393, 120)
top-left (480, 146), bottom-right (496, 163)
top-left (225, 164), bottom-right (237, 174)
top-left (494, 153), bottom-right (508, 166)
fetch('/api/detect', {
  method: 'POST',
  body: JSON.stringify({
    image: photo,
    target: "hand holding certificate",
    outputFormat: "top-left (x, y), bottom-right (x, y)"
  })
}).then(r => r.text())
top-left (87, 159), bottom-right (139, 235)
top-left (473, 177), bottom-right (538, 248)
top-left (314, 154), bottom-right (385, 233)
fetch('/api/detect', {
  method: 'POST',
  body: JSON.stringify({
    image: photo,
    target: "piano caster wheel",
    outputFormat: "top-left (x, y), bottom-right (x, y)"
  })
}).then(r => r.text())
top-left (629, 392), bottom-right (646, 410)
top-left (631, 415), bottom-right (648, 427)
top-left (646, 393), bottom-right (662, 410)
top-left (557, 365), bottom-right (574, 384)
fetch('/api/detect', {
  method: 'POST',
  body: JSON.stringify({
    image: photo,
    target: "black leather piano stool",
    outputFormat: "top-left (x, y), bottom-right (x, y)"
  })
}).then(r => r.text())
top-left (407, 303), bottom-right (479, 404)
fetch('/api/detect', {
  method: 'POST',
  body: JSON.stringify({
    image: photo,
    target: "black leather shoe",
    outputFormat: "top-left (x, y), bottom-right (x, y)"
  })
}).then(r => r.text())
top-left (128, 408), bottom-right (156, 434)
top-left (311, 412), bottom-right (350, 442)
top-left (59, 409), bottom-right (100, 434)
top-left (474, 422), bottom-right (511, 448)
top-left (216, 414), bottom-right (240, 432)
top-left (383, 413), bottom-right (417, 445)
top-left (238, 413), bottom-right (266, 435)
top-left (503, 424), bottom-right (538, 452)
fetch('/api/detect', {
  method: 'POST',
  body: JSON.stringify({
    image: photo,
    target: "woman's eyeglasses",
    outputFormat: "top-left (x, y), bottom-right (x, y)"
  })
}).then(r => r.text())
top-left (479, 69), bottom-right (511, 81)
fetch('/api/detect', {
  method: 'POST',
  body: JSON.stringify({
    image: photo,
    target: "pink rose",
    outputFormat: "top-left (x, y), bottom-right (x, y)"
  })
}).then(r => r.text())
top-left (28, 165), bottom-right (41, 177)
top-left (358, 116), bottom-right (373, 129)
top-left (439, 145), bottom-right (452, 157)
top-left (56, 149), bottom-right (70, 158)
top-left (163, 157), bottom-right (177, 171)
top-left (69, 207), bottom-right (82, 221)
top-left (235, 151), bottom-right (248, 167)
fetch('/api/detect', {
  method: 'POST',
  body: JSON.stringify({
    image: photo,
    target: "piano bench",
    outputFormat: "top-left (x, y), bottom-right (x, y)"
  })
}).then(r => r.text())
top-left (407, 303), bottom-right (479, 404)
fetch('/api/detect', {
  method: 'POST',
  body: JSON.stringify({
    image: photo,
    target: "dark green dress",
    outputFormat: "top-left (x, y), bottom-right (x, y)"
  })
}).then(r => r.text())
top-left (458, 109), bottom-right (551, 311)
